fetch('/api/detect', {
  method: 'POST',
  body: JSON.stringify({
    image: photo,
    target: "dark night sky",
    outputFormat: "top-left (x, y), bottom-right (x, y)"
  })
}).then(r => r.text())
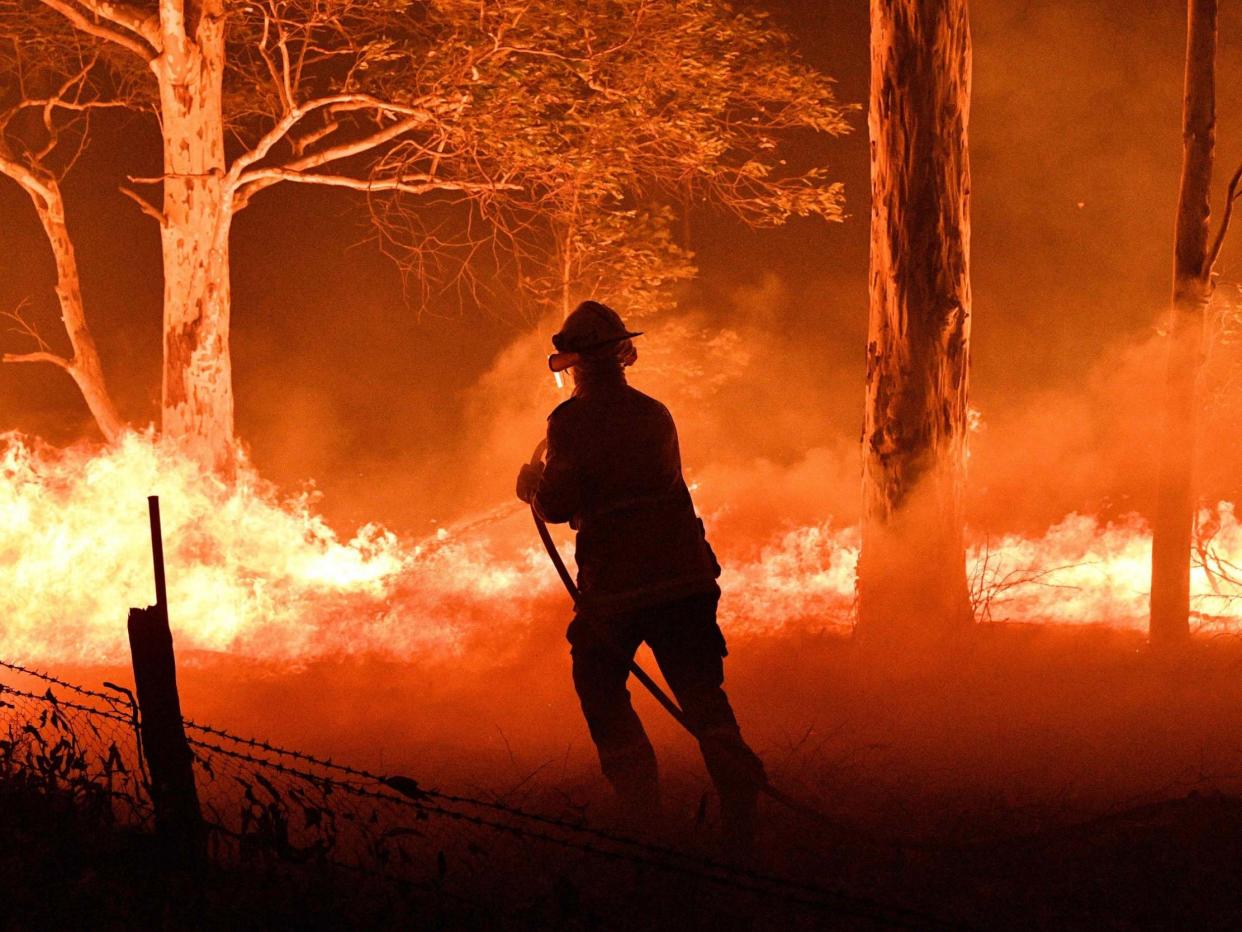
top-left (4, 1), bottom-right (1242, 534)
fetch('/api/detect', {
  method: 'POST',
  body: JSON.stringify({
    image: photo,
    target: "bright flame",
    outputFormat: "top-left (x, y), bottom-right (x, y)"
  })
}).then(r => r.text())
top-left (4, 433), bottom-right (1242, 665)
top-left (0, 432), bottom-right (552, 664)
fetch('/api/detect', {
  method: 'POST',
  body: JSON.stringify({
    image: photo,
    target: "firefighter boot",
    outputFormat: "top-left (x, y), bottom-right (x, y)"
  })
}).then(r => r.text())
top-left (601, 742), bottom-right (662, 831)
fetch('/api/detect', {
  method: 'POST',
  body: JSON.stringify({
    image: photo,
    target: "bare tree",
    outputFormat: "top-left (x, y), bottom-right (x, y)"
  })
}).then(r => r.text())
top-left (857, 0), bottom-right (973, 645)
top-left (1149, 0), bottom-right (1242, 647)
top-left (0, 11), bottom-right (134, 440)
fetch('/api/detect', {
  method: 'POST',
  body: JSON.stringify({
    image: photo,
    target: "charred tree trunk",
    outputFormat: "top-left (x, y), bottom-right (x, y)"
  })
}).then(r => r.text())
top-left (155, 7), bottom-right (235, 474)
top-left (858, 0), bottom-right (973, 644)
top-left (0, 157), bottom-right (125, 442)
top-left (1150, 0), bottom-right (1218, 648)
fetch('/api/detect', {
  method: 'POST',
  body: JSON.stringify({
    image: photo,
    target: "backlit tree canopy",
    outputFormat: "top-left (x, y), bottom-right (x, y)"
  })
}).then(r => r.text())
top-left (0, 0), bottom-right (851, 469)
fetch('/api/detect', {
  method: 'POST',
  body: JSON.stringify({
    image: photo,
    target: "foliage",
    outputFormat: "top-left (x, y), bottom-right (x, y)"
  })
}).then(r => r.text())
top-left (2, 0), bottom-right (851, 317)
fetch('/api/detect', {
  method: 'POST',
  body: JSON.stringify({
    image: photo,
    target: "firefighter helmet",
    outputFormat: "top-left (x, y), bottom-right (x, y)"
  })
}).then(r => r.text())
top-left (551, 301), bottom-right (642, 354)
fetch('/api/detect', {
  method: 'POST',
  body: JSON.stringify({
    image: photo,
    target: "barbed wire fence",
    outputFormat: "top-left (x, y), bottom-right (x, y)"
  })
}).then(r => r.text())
top-left (0, 656), bottom-right (954, 928)
top-left (0, 674), bottom-right (151, 834)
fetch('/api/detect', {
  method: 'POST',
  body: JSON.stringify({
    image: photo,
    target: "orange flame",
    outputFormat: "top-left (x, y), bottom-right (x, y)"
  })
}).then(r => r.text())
top-left (3, 433), bottom-right (1241, 665)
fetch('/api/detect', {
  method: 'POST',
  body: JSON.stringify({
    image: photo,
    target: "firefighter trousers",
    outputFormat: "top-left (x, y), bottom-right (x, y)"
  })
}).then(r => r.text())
top-left (567, 591), bottom-right (765, 822)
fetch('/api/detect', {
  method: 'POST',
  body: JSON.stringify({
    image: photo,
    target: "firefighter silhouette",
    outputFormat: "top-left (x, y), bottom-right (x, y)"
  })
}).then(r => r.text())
top-left (516, 300), bottom-right (765, 850)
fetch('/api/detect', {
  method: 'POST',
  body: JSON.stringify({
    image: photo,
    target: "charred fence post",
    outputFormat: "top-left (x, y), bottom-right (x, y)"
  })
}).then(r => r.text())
top-left (128, 495), bottom-right (205, 864)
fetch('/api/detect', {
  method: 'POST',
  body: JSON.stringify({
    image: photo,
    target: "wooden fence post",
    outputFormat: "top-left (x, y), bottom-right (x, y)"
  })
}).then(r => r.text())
top-left (128, 495), bottom-right (205, 864)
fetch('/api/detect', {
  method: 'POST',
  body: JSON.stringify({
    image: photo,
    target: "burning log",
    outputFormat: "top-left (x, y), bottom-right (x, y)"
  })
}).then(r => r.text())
top-left (127, 495), bottom-right (205, 865)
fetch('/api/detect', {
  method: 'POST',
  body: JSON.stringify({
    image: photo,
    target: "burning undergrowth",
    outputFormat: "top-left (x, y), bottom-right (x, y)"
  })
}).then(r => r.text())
top-left (5, 428), bottom-right (1242, 668)
top-left (0, 431), bottom-right (855, 665)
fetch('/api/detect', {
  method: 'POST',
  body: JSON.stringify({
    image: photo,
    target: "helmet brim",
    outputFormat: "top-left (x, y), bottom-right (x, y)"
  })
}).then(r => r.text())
top-left (552, 330), bottom-right (644, 353)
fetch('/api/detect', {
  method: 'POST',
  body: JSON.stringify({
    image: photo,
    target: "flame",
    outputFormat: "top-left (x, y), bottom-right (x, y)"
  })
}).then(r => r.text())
top-left (0, 432), bottom-right (552, 664)
top-left (4, 432), bottom-right (1242, 666)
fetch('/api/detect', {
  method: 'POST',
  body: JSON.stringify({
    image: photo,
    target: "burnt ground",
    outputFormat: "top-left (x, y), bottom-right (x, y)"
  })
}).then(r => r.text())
top-left (19, 620), bottom-right (1242, 929)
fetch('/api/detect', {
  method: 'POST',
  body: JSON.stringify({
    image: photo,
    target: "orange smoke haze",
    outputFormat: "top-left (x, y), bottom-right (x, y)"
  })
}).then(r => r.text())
top-left (5, 300), bottom-right (1242, 669)
top-left (8, 1), bottom-right (1242, 819)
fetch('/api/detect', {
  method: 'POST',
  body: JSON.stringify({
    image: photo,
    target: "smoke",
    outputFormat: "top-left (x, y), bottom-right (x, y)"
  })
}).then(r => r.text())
top-left (8, 1), bottom-right (1242, 831)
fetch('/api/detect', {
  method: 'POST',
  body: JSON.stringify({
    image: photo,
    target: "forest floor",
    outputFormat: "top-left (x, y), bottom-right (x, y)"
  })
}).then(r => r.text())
top-left (17, 619), bottom-right (1242, 928)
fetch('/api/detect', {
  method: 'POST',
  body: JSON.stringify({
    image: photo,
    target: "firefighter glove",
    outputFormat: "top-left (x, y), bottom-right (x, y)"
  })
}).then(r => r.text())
top-left (516, 462), bottom-right (544, 504)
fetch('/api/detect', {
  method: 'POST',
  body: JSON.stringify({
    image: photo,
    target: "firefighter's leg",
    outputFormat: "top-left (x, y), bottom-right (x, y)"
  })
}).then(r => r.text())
top-left (568, 615), bottom-right (659, 818)
top-left (646, 593), bottom-right (765, 852)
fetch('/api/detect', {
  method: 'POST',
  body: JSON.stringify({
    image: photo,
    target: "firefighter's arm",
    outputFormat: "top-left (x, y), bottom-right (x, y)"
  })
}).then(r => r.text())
top-left (531, 415), bottom-right (580, 524)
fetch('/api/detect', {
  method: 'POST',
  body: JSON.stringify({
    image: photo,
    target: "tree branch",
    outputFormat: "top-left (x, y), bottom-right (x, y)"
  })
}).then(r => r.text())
top-left (1206, 162), bottom-right (1242, 277)
top-left (291, 119), bottom-right (340, 157)
top-left (251, 112), bottom-right (432, 178)
top-left (2, 350), bottom-right (72, 370)
top-left (119, 184), bottom-right (165, 223)
top-left (36, 0), bottom-right (156, 61)
top-left (235, 169), bottom-right (519, 196)
top-left (2, 303), bottom-right (69, 371)
top-left (231, 98), bottom-right (439, 182)
top-left (228, 95), bottom-right (431, 179)
top-left (84, 0), bottom-right (160, 45)
top-left (17, 97), bottom-right (131, 115)
top-left (0, 149), bottom-right (54, 205)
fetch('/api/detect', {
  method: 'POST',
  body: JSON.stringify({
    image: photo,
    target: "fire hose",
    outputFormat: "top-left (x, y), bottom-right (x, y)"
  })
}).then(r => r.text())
top-left (526, 441), bottom-right (831, 824)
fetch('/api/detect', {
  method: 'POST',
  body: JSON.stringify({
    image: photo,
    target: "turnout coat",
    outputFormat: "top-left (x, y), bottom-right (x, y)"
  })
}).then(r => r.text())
top-left (532, 374), bottom-right (721, 616)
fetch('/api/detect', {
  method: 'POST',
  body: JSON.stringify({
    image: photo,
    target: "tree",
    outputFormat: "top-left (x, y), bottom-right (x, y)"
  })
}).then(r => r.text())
top-left (0, 0), bottom-right (851, 471)
top-left (487, 2), bottom-right (851, 322)
top-left (1149, 0), bottom-right (1242, 647)
top-left (857, 0), bottom-right (973, 644)
top-left (0, 11), bottom-right (133, 440)
top-left (518, 203), bottom-right (696, 323)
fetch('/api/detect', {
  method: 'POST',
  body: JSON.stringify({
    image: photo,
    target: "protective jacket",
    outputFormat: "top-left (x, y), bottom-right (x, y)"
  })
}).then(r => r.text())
top-left (533, 372), bottom-right (720, 615)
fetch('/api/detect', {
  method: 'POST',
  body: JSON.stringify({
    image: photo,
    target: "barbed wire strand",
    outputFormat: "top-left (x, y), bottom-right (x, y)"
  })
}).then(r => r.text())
top-left (184, 732), bottom-right (914, 922)
top-left (0, 681), bottom-right (135, 726)
top-left (3, 663), bottom-right (962, 929)
top-left (0, 658), bottom-right (127, 707)
top-left (181, 716), bottom-right (870, 906)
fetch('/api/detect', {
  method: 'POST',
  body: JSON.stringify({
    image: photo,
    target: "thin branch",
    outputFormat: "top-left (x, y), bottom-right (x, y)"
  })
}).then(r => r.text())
top-left (1, 304), bottom-right (70, 370)
top-left (236, 169), bottom-right (519, 196)
top-left (240, 111), bottom-right (433, 181)
top-left (3, 303), bottom-right (53, 353)
top-left (119, 184), bottom-right (165, 223)
top-left (290, 119), bottom-right (340, 157)
top-left (2, 350), bottom-right (71, 370)
top-left (1205, 162), bottom-right (1242, 276)
top-left (15, 97), bottom-right (130, 115)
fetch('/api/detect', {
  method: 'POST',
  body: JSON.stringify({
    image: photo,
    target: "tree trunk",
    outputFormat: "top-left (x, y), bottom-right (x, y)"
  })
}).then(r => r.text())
top-left (559, 187), bottom-right (580, 320)
top-left (858, 0), bottom-right (973, 645)
top-left (1150, 0), bottom-right (1218, 648)
top-left (0, 143), bottom-right (126, 441)
top-left (559, 224), bottom-right (574, 320)
top-left (154, 17), bottom-right (235, 473)
top-left (39, 181), bottom-right (127, 442)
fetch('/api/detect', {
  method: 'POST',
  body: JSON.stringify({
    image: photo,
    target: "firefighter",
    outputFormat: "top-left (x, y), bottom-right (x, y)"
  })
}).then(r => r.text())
top-left (516, 300), bottom-right (765, 851)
